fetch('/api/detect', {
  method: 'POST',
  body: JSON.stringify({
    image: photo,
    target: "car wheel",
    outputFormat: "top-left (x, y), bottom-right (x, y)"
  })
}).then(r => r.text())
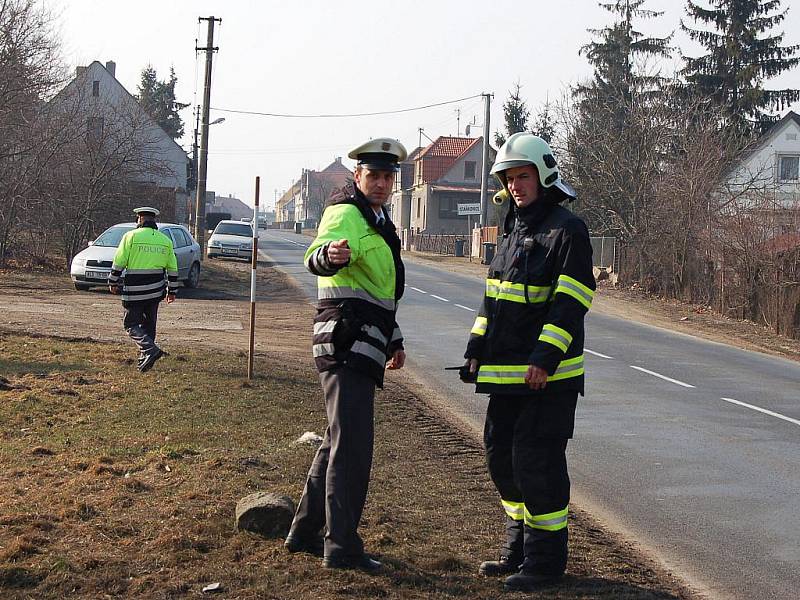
top-left (74, 283), bottom-right (91, 291)
top-left (185, 262), bottom-right (201, 289)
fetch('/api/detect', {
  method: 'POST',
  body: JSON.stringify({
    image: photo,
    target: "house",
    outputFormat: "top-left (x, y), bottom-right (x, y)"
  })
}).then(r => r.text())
top-left (206, 194), bottom-right (252, 221)
top-left (395, 136), bottom-right (498, 234)
top-left (48, 60), bottom-right (190, 222)
top-left (725, 110), bottom-right (800, 225)
top-left (276, 158), bottom-right (353, 227)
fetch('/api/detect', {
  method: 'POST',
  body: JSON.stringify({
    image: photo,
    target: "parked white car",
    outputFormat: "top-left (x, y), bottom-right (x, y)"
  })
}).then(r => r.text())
top-left (206, 220), bottom-right (254, 259)
top-left (70, 223), bottom-right (202, 291)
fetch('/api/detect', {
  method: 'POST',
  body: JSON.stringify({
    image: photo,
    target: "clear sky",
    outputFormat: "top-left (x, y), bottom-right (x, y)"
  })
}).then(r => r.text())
top-left (51, 0), bottom-right (800, 208)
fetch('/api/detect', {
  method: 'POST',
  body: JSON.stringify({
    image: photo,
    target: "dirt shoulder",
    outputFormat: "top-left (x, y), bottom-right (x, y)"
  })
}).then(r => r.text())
top-left (403, 250), bottom-right (800, 362)
top-left (0, 260), bottom-right (695, 599)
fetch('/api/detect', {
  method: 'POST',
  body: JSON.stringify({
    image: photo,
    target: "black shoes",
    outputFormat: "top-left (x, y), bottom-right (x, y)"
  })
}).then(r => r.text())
top-left (139, 348), bottom-right (164, 373)
top-left (503, 571), bottom-right (563, 591)
top-left (284, 534), bottom-right (324, 557)
top-left (478, 556), bottom-right (522, 576)
top-left (322, 554), bottom-right (382, 573)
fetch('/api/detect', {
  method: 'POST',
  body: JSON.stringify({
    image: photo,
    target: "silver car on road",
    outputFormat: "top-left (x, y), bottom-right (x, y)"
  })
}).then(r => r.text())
top-left (70, 222), bottom-right (202, 291)
top-left (206, 220), bottom-right (254, 260)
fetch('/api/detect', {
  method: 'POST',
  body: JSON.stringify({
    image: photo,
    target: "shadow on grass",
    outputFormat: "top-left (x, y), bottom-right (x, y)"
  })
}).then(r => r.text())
top-left (0, 358), bottom-right (86, 376)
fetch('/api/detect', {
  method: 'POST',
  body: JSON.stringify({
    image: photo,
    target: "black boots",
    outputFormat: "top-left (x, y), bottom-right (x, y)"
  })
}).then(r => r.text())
top-left (323, 554), bottom-right (382, 573)
top-left (478, 555), bottom-right (522, 576)
top-left (284, 533), bottom-right (324, 557)
top-left (504, 570), bottom-right (563, 591)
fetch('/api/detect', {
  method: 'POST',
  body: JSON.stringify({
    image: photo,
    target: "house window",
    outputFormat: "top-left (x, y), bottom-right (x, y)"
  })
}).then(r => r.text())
top-left (86, 116), bottom-right (104, 145)
top-left (779, 156), bottom-right (799, 182)
top-left (464, 161), bottom-right (476, 180)
top-left (416, 198), bottom-right (421, 218)
top-left (92, 80), bottom-right (100, 97)
top-left (438, 195), bottom-right (467, 219)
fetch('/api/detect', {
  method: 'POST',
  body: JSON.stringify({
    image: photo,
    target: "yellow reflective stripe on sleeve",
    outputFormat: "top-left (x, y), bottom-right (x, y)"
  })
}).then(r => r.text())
top-left (555, 274), bottom-right (594, 309)
top-left (485, 279), bottom-right (551, 304)
top-left (477, 355), bottom-right (584, 384)
top-left (524, 505), bottom-right (568, 531)
top-left (501, 499), bottom-right (524, 522)
top-left (471, 316), bottom-right (488, 336)
top-left (538, 323), bottom-right (573, 353)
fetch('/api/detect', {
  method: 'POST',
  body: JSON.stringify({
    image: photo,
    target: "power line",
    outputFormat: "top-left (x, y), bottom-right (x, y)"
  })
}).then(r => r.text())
top-left (210, 94), bottom-right (483, 119)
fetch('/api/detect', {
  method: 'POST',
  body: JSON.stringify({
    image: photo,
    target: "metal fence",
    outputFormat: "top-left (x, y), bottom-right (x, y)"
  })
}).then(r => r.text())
top-left (591, 236), bottom-right (616, 270)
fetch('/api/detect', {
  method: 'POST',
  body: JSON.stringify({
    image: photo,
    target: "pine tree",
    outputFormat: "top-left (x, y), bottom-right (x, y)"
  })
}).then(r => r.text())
top-left (681, 0), bottom-right (800, 133)
top-left (494, 82), bottom-right (530, 147)
top-left (136, 65), bottom-right (188, 140)
top-left (531, 99), bottom-right (555, 143)
top-left (579, 0), bottom-right (673, 108)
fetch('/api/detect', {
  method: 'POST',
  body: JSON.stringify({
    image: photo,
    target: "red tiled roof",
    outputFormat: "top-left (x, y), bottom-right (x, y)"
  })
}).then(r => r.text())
top-left (418, 136), bottom-right (482, 183)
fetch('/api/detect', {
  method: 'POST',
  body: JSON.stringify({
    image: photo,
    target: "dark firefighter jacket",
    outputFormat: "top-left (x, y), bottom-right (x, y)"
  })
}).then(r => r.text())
top-left (108, 222), bottom-right (178, 306)
top-left (464, 197), bottom-right (595, 395)
top-left (304, 187), bottom-right (404, 387)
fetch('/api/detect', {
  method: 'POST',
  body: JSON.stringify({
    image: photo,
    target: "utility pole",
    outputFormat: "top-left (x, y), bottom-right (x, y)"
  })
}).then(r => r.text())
top-left (194, 15), bottom-right (221, 255)
top-left (479, 92), bottom-right (492, 227)
top-left (190, 105), bottom-right (200, 232)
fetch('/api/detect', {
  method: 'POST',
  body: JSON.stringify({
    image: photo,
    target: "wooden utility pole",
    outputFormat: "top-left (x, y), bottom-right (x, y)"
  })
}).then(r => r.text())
top-left (194, 16), bottom-right (221, 255)
top-left (247, 176), bottom-right (260, 380)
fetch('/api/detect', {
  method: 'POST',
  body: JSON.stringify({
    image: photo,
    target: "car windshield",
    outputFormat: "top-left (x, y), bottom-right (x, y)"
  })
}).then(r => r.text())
top-left (214, 223), bottom-right (252, 237)
top-left (93, 225), bottom-right (135, 247)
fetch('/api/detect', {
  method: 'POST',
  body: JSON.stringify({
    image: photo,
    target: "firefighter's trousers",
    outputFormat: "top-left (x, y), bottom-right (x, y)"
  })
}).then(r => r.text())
top-left (484, 391), bottom-right (578, 576)
top-left (289, 366), bottom-right (376, 560)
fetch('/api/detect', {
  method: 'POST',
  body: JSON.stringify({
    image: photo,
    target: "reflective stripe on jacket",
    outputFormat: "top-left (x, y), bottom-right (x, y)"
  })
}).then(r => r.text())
top-left (109, 225), bottom-right (178, 303)
top-left (464, 201), bottom-right (595, 395)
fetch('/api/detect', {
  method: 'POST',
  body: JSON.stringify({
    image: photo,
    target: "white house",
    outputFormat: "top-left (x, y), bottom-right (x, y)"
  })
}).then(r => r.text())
top-left (725, 111), bottom-right (800, 212)
top-left (48, 60), bottom-right (190, 220)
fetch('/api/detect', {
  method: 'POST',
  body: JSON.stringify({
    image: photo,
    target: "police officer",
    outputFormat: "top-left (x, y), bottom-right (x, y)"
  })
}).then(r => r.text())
top-left (285, 138), bottom-right (408, 573)
top-left (463, 133), bottom-right (595, 591)
top-left (108, 207), bottom-right (178, 373)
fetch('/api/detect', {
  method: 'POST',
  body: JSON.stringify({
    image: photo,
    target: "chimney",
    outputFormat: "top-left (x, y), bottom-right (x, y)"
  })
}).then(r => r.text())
top-left (75, 66), bottom-right (87, 78)
top-left (105, 60), bottom-right (116, 77)
top-left (335, 156), bottom-right (342, 163)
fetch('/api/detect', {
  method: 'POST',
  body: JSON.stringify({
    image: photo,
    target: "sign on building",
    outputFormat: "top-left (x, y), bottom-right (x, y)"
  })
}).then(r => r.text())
top-left (457, 203), bottom-right (481, 216)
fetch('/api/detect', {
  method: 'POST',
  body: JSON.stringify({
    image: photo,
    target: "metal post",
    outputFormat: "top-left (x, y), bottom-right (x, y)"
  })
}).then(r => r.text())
top-left (247, 176), bottom-right (260, 380)
top-left (194, 16), bottom-right (221, 256)
top-left (479, 92), bottom-right (492, 227)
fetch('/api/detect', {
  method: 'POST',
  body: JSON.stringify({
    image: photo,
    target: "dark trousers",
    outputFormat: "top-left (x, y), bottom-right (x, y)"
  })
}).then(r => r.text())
top-left (123, 299), bottom-right (160, 356)
top-left (289, 366), bottom-right (376, 559)
top-left (484, 391), bottom-right (577, 575)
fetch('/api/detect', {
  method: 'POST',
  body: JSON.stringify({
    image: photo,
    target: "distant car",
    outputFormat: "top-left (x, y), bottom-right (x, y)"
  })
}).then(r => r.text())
top-left (70, 222), bottom-right (202, 291)
top-left (206, 220), bottom-right (253, 259)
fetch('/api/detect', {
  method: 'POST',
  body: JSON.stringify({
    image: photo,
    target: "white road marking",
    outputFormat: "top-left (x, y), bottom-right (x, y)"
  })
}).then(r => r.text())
top-left (721, 397), bottom-right (800, 428)
top-left (430, 294), bottom-right (449, 302)
top-left (585, 348), bottom-right (613, 359)
top-left (629, 365), bottom-right (695, 388)
top-left (410, 287), bottom-right (427, 294)
top-left (455, 304), bottom-right (476, 312)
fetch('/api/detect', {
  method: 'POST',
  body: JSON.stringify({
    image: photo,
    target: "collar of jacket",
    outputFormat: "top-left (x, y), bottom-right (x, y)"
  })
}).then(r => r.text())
top-left (137, 220), bottom-right (158, 230)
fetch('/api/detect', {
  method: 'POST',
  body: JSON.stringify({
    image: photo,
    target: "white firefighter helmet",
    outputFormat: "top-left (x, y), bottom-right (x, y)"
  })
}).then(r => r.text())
top-left (490, 133), bottom-right (575, 200)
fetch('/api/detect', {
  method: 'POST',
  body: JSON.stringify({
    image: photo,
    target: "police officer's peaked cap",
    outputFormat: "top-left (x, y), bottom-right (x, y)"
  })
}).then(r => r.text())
top-left (348, 138), bottom-right (408, 172)
top-left (133, 206), bottom-right (160, 217)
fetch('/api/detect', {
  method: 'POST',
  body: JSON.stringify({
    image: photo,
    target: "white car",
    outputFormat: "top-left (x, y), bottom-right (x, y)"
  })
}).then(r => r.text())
top-left (207, 220), bottom-right (254, 260)
top-left (70, 223), bottom-right (202, 291)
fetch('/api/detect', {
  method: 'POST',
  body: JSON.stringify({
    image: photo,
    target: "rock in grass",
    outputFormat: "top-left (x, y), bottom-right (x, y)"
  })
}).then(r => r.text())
top-left (235, 492), bottom-right (294, 537)
top-left (295, 431), bottom-right (323, 446)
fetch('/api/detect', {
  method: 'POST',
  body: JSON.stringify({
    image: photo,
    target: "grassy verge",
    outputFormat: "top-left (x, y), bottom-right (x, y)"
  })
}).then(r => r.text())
top-left (0, 330), bottom-right (692, 599)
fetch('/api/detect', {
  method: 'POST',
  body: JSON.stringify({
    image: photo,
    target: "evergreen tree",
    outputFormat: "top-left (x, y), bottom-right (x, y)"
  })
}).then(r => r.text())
top-left (136, 65), bottom-right (188, 140)
top-left (531, 99), bottom-right (555, 143)
top-left (494, 82), bottom-right (530, 147)
top-left (578, 0), bottom-right (673, 108)
top-left (681, 0), bottom-right (800, 133)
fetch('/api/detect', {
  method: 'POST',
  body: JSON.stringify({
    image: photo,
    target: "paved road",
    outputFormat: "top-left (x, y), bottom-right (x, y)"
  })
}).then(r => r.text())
top-left (259, 229), bottom-right (800, 600)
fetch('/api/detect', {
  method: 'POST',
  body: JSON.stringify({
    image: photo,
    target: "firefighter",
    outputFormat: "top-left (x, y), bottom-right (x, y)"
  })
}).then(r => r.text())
top-left (108, 206), bottom-right (178, 373)
top-left (463, 133), bottom-right (595, 592)
top-left (285, 138), bottom-right (408, 573)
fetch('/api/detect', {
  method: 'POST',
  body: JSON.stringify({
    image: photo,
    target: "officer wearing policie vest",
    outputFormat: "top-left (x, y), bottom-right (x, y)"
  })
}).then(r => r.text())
top-left (463, 133), bottom-right (595, 592)
top-left (108, 206), bottom-right (178, 373)
top-left (285, 138), bottom-right (408, 573)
